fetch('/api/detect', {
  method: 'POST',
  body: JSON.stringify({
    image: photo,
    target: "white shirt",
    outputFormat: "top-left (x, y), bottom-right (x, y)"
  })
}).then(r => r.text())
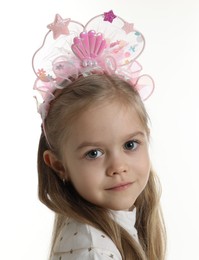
top-left (51, 208), bottom-right (138, 260)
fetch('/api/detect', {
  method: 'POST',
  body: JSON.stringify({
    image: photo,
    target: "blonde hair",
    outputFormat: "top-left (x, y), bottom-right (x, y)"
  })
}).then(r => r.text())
top-left (37, 74), bottom-right (166, 259)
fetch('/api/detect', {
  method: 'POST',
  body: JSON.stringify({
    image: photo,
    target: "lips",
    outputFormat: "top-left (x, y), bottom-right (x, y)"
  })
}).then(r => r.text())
top-left (106, 182), bottom-right (133, 191)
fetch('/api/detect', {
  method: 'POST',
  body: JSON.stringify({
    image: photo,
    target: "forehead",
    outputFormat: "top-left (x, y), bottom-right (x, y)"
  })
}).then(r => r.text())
top-left (65, 100), bottom-right (146, 144)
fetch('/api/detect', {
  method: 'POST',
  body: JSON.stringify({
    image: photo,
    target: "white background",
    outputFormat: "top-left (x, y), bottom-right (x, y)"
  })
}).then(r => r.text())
top-left (0, 0), bottom-right (199, 259)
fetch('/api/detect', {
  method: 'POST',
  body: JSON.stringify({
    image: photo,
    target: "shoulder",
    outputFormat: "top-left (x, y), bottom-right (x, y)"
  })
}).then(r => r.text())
top-left (51, 218), bottom-right (121, 260)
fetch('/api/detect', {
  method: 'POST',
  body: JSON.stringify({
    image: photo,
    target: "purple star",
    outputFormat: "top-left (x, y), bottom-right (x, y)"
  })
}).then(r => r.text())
top-left (47, 14), bottom-right (71, 39)
top-left (103, 10), bottom-right (117, 23)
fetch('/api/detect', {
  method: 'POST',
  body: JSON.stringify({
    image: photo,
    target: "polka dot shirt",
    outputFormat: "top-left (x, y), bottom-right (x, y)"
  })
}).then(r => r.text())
top-left (51, 208), bottom-right (138, 259)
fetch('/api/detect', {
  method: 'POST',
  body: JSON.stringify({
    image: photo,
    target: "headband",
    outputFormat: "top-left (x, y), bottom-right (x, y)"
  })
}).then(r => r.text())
top-left (32, 10), bottom-right (154, 121)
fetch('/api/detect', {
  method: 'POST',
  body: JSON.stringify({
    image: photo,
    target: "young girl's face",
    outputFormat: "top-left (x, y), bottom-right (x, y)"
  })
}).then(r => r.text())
top-left (62, 101), bottom-right (151, 211)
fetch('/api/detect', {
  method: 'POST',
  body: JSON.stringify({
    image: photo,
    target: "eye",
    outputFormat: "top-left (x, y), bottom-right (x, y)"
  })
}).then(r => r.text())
top-left (85, 149), bottom-right (103, 159)
top-left (124, 140), bottom-right (139, 151)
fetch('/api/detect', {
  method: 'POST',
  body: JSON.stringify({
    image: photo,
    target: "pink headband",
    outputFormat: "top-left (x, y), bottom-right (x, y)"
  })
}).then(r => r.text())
top-left (32, 10), bottom-right (154, 121)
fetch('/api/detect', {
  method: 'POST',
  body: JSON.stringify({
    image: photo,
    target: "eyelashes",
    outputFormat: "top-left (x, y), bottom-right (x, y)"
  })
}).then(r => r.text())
top-left (85, 149), bottom-right (103, 159)
top-left (124, 140), bottom-right (140, 150)
top-left (85, 140), bottom-right (140, 160)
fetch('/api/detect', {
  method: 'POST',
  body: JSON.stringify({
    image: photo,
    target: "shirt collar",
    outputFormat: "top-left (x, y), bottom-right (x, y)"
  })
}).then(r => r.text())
top-left (110, 207), bottom-right (139, 242)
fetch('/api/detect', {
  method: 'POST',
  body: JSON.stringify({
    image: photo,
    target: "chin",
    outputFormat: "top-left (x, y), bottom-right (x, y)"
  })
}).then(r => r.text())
top-left (107, 202), bottom-right (135, 211)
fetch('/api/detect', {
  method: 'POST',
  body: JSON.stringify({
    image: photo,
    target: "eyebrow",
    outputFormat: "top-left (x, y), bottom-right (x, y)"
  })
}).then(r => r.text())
top-left (75, 131), bottom-right (145, 151)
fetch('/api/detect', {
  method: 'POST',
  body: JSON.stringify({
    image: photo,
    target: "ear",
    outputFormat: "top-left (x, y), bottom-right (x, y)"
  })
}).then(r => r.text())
top-left (43, 150), bottom-right (67, 180)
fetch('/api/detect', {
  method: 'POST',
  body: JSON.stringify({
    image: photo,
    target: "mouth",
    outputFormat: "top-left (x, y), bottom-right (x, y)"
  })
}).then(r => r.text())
top-left (106, 182), bottom-right (133, 191)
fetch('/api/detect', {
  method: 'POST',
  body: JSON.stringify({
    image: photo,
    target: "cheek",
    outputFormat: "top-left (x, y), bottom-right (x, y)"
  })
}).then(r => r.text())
top-left (134, 163), bottom-right (150, 198)
top-left (68, 172), bottom-right (101, 203)
top-left (135, 152), bottom-right (151, 184)
top-left (66, 163), bottom-right (102, 192)
top-left (142, 167), bottom-right (150, 187)
top-left (141, 159), bottom-right (151, 187)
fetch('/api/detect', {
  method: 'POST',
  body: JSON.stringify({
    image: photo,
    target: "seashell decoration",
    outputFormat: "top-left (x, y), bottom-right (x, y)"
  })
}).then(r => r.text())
top-left (71, 30), bottom-right (106, 67)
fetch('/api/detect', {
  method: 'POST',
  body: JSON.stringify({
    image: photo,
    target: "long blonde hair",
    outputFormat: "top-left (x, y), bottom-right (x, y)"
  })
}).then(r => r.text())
top-left (37, 74), bottom-right (166, 259)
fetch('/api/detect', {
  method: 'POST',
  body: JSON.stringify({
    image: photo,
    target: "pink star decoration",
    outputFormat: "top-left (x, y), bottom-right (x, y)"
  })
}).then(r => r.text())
top-left (103, 10), bottom-right (117, 23)
top-left (122, 22), bottom-right (134, 34)
top-left (47, 14), bottom-right (71, 39)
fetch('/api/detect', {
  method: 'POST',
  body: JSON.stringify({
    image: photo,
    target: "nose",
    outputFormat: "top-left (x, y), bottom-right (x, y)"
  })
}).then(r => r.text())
top-left (106, 155), bottom-right (128, 177)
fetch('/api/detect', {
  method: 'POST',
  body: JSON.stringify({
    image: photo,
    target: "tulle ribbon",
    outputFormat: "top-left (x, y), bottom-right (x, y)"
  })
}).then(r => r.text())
top-left (33, 12), bottom-right (155, 120)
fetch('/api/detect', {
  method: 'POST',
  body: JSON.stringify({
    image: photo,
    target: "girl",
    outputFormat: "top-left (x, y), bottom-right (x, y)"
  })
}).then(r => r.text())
top-left (33, 11), bottom-right (166, 260)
